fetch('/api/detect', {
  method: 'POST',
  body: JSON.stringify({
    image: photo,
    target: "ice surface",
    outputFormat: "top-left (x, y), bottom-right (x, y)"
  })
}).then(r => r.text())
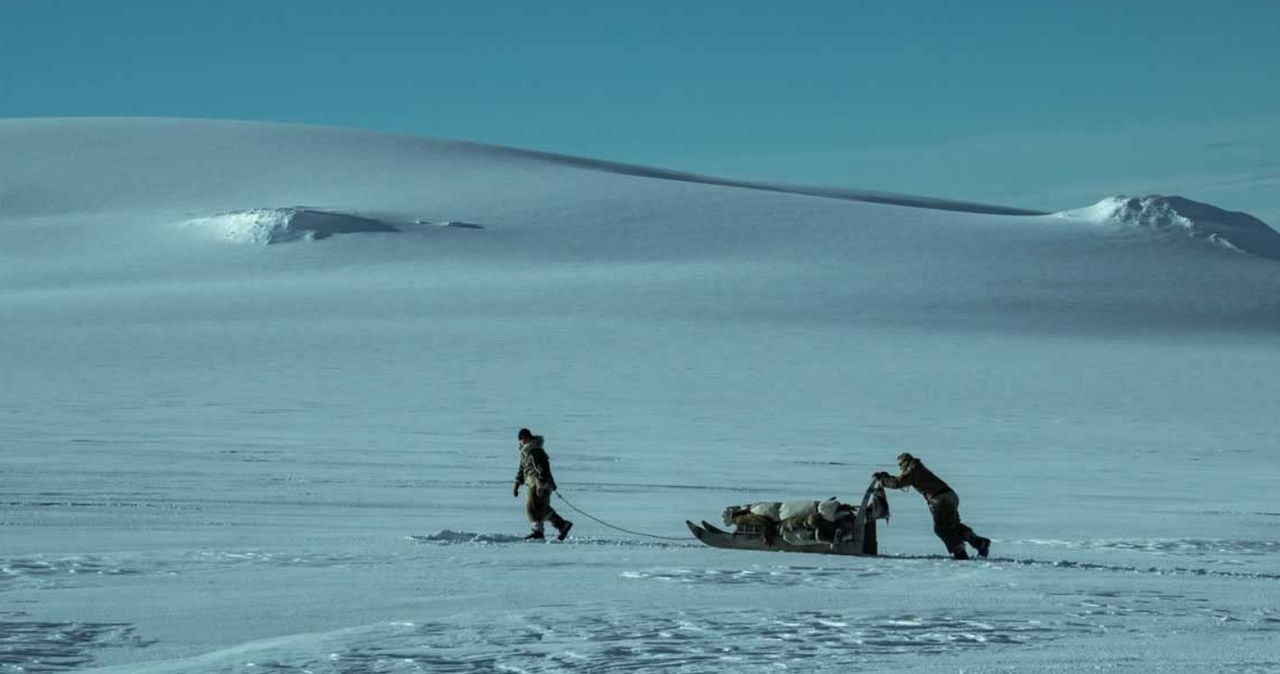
top-left (2, 118), bottom-right (1279, 673)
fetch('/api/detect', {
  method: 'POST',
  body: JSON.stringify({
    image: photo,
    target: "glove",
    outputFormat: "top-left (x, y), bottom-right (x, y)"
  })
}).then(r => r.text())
top-left (513, 483), bottom-right (521, 498)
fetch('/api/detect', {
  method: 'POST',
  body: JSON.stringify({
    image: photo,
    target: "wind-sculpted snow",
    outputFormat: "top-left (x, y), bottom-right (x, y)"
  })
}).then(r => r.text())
top-left (0, 612), bottom-right (154, 673)
top-left (75, 595), bottom-right (1280, 674)
top-left (0, 556), bottom-right (145, 592)
top-left (627, 557), bottom-right (1280, 584)
top-left (187, 208), bottom-right (401, 244)
top-left (1056, 195), bottom-right (1280, 260)
top-left (410, 530), bottom-right (531, 545)
top-left (96, 609), bottom-right (1069, 673)
top-left (1022, 537), bottom-right (1280, 557)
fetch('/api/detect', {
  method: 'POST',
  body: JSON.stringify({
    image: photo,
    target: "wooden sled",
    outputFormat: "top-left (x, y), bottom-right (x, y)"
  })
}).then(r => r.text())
top-left (686, 479), bottom-right (885, 556)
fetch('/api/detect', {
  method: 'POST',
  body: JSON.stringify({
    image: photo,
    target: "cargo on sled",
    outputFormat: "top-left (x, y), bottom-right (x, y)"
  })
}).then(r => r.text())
top-left (686, 479), bottom-right (891, 556)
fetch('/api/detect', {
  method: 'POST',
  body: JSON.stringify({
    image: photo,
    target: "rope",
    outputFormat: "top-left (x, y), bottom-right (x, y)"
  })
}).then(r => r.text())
top-left (554, 490), bottom-right (689, 541)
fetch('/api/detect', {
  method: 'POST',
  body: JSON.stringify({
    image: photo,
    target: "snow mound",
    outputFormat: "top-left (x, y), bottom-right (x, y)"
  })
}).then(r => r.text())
top-left (1057, 196), bottom-right (1280, 260)
top-left (188, 207), bottom-right (400, 244)
top-left (409, 530), bottom-right (527, 544)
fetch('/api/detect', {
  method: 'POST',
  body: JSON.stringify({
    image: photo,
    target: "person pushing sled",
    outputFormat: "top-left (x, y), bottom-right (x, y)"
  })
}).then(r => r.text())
top-left (874, 452), bottom-right (991, 560)
top-left (686, 451), bottom-right (989, 560)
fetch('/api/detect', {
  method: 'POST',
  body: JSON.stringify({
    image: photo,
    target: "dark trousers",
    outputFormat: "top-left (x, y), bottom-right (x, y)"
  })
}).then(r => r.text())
top-left (927, 491), bottom-right (982, 554)
top-left (525, 483), bottom-right (568, 532)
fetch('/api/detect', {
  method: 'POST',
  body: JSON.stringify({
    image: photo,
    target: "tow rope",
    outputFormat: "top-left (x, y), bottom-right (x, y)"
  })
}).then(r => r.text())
top-left (554, 490), bottom-right (689, 542)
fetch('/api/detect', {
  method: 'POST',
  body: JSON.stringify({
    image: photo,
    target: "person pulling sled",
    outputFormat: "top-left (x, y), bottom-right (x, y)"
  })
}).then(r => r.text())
top-left (513, 428), bottom-right (573, 541)
top-left (874, 452), bottom-right (990, 560)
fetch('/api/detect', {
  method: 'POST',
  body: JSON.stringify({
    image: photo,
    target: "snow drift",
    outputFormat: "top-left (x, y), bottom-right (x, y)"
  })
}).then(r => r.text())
top-left (189, 208), bottom-right (401, 244)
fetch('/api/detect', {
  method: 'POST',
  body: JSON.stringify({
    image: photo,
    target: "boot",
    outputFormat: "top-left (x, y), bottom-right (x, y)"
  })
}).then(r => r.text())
top-left (973, 536), bottom-right (991, 558)
top-left (555, 520), bottom-right (573, 541)
top-left (524, 529), bottom-right (545, 540)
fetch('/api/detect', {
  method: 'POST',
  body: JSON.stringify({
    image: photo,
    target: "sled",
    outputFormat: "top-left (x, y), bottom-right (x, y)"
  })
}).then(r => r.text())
top-left (687, 479), bottom-right (889, 556)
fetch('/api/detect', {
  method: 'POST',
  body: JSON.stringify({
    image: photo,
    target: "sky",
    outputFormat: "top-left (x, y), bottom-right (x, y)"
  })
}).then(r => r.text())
top-left (2, 0), bottom-right (1278, 223)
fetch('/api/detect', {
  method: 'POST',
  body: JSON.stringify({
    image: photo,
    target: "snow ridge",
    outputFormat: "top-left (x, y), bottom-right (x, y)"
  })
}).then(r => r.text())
top-left (1060, 196), bottom-right (1280, 260)
top-left (0, 118), bottom-right (1045, 219)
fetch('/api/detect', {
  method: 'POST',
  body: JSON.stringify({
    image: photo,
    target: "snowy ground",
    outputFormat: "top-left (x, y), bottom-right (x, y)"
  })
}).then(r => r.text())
top-left (2, 118), bottom-right (1279, 673)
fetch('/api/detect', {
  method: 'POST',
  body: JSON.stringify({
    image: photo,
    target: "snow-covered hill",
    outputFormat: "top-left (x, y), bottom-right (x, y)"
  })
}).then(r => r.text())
top-left (5, 118), bottom-right (1277, 334)
top-left (1057, 195), bottom-right (1280, 260)
top-left (2, 118), bottom-right (1279, 673)
top-left (1, 117), bottom-right (1044, 219)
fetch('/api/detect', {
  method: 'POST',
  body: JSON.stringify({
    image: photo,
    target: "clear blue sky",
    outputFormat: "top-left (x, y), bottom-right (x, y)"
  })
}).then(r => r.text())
top-left (3, 0), bottom-right (1278, 222)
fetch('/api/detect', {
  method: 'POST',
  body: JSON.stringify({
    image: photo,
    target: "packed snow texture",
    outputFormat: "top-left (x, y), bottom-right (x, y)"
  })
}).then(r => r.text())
top-left (2, 118), bottom-right (1279, 673)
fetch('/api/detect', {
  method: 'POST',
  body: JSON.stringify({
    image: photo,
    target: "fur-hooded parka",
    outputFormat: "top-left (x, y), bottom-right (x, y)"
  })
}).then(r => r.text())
top-left (515, 435), bottom-right (557, 492)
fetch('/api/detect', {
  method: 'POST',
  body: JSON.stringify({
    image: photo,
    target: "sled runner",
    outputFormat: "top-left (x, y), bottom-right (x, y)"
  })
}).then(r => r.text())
top-left (687, 479), bottom-right (890, 556)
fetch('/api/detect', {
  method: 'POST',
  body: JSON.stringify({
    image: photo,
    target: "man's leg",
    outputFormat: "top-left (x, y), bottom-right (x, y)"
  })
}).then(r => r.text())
top-left (929, 493), bottom-right (968, 559)
top-left (547, 507), bottom-right (572, 540)
top-left (960, 522), bottom-right (990, 557)
top-left (532, 485), bottom-right (572, 540)
top-left (945, 493), bottom-right (991, 558)
top-left (525, 487), bottom-right (547, 539)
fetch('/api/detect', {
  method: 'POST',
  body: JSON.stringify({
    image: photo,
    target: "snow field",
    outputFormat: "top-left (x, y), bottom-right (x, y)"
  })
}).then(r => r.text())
top-left (2, 118), bottom-right (1279, 673)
